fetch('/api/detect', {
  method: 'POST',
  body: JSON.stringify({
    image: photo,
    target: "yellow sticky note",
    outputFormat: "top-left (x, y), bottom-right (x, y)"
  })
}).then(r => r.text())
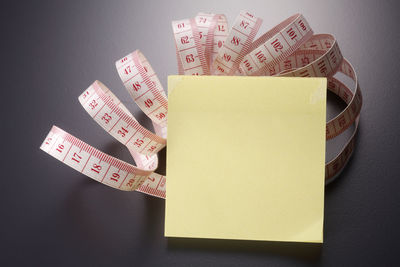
top-left (165, 75), bottom-right (327, 243)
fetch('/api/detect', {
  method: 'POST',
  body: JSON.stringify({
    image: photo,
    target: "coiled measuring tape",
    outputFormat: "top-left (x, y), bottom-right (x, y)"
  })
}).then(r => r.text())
top-left (40, 11), bottom-right (362, 198)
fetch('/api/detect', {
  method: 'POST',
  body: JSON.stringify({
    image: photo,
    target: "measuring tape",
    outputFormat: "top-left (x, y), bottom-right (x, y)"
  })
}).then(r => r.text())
top-left (40, 11), bottom-right (362, 198)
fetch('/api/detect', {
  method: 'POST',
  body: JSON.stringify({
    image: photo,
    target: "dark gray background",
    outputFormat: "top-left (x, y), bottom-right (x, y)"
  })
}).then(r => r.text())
top-left (2, 0), bottom-right (400, 266)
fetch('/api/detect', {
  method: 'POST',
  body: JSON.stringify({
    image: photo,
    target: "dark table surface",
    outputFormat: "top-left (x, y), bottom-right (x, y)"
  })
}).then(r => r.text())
top-left (2, 0), bottom-right (400, 266)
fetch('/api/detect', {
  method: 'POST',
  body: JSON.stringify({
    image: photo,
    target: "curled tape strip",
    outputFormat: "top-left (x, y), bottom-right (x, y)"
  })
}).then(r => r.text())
top-left (172, 13), bottom-right (229, 75)
top-left (78, 80), bottom-right (166, 156)
top-left (116, 50), bottom-right (168, 127)
top-left (213, 11), bottom-right (262, 75)
top-left (40, 11), bottom-right (362, 198)
top-left (239, 14), bottom-right (313, 76)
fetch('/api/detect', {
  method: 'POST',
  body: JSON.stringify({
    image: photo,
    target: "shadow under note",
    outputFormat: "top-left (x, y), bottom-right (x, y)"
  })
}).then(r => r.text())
top-left (168, 237), bottom-right (322, 262)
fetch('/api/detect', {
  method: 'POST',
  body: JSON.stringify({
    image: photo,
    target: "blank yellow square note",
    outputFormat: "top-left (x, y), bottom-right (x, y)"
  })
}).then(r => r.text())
top-left (165, 75), bottom-right (327, 243)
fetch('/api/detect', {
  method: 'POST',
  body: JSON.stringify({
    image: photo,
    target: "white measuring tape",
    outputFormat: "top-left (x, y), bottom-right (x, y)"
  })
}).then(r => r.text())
top-left (40, 11), bottom-right (362, 198)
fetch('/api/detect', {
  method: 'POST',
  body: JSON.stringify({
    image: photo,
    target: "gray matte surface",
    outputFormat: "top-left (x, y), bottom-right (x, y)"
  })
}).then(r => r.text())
top-left (2, 0), bottom-right (400, 266)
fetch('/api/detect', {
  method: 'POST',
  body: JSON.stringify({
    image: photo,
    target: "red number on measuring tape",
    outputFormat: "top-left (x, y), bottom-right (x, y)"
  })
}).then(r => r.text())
top-left (223, 54), bottom-right (231, 62)
top-left (134, 139), bottom-right (144, 147)
top-left (124, 66), bottom-right (131, 74)
top-left (284, 59), bottom-right (292, 70)
top-left (71, 152), bottom-right (82, 163)
top-left (268, 66), bottom-right (277, 76)
top-left (318, 60), bottom-right (327, 74)
top-left (181, 36), bottom-right (189, 44)
top-left (156, 113), bottom-right (165, 120)
top-left (110, 173), bottom-right (120, 182)
top-left (132, 81), bottom-right (141, 92)
top-left (177, 23), bottom-right (185, 29)
top-left (301, 56), bottom-right (310, 66)
top-left (329, 51), bottom-right (337, 64)
top-left (242, 59), bottom-right (252, 71)
top-left (240, 20), bottom-right (249, 29)
top-left (91, 164), bottom-right (102, 174)
top-left (231, 36), bottom-right (240, 46)
top-left (127, 178), bottom-right (135, 187)
top-left (118, 127), bottom-right (128, 137)
top-left (271, 39), bottom-right (283, 52)
top-left (298, 20), bottom-right (307, 31)
top-left (89, 100), bottom-right (98, 109)
top-left (148, 145), bottom-right (157, 152)
top-left (186, 54), bottom-right (195, 63)
top-left (255, 50), bottom-right (266, 63)
top-left (245, 12), bottom-right (255, 18)
top-left (56, 144), bottom-right (64, 153)
top-left (144, 99), bottom-right (153, 108)
top-left (82, 91), bottom-right (90, 99)
top-left (325, 40), bottom-right (332, 48)
top-left (218, 25), bottom-right (225, 32)
top-left (299, 69), bottom-right (310, 77)
top-left (286, 28), bottom-right (297, 40)
top-left (102, 113), bottom-right (112, 124)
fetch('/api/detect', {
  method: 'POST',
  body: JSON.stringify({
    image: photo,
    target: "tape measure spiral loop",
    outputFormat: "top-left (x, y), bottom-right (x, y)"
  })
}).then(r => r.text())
top-left (40, 10), bottom-right (362, 198)
top-left (239, 14), bottom-right (314, 76)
